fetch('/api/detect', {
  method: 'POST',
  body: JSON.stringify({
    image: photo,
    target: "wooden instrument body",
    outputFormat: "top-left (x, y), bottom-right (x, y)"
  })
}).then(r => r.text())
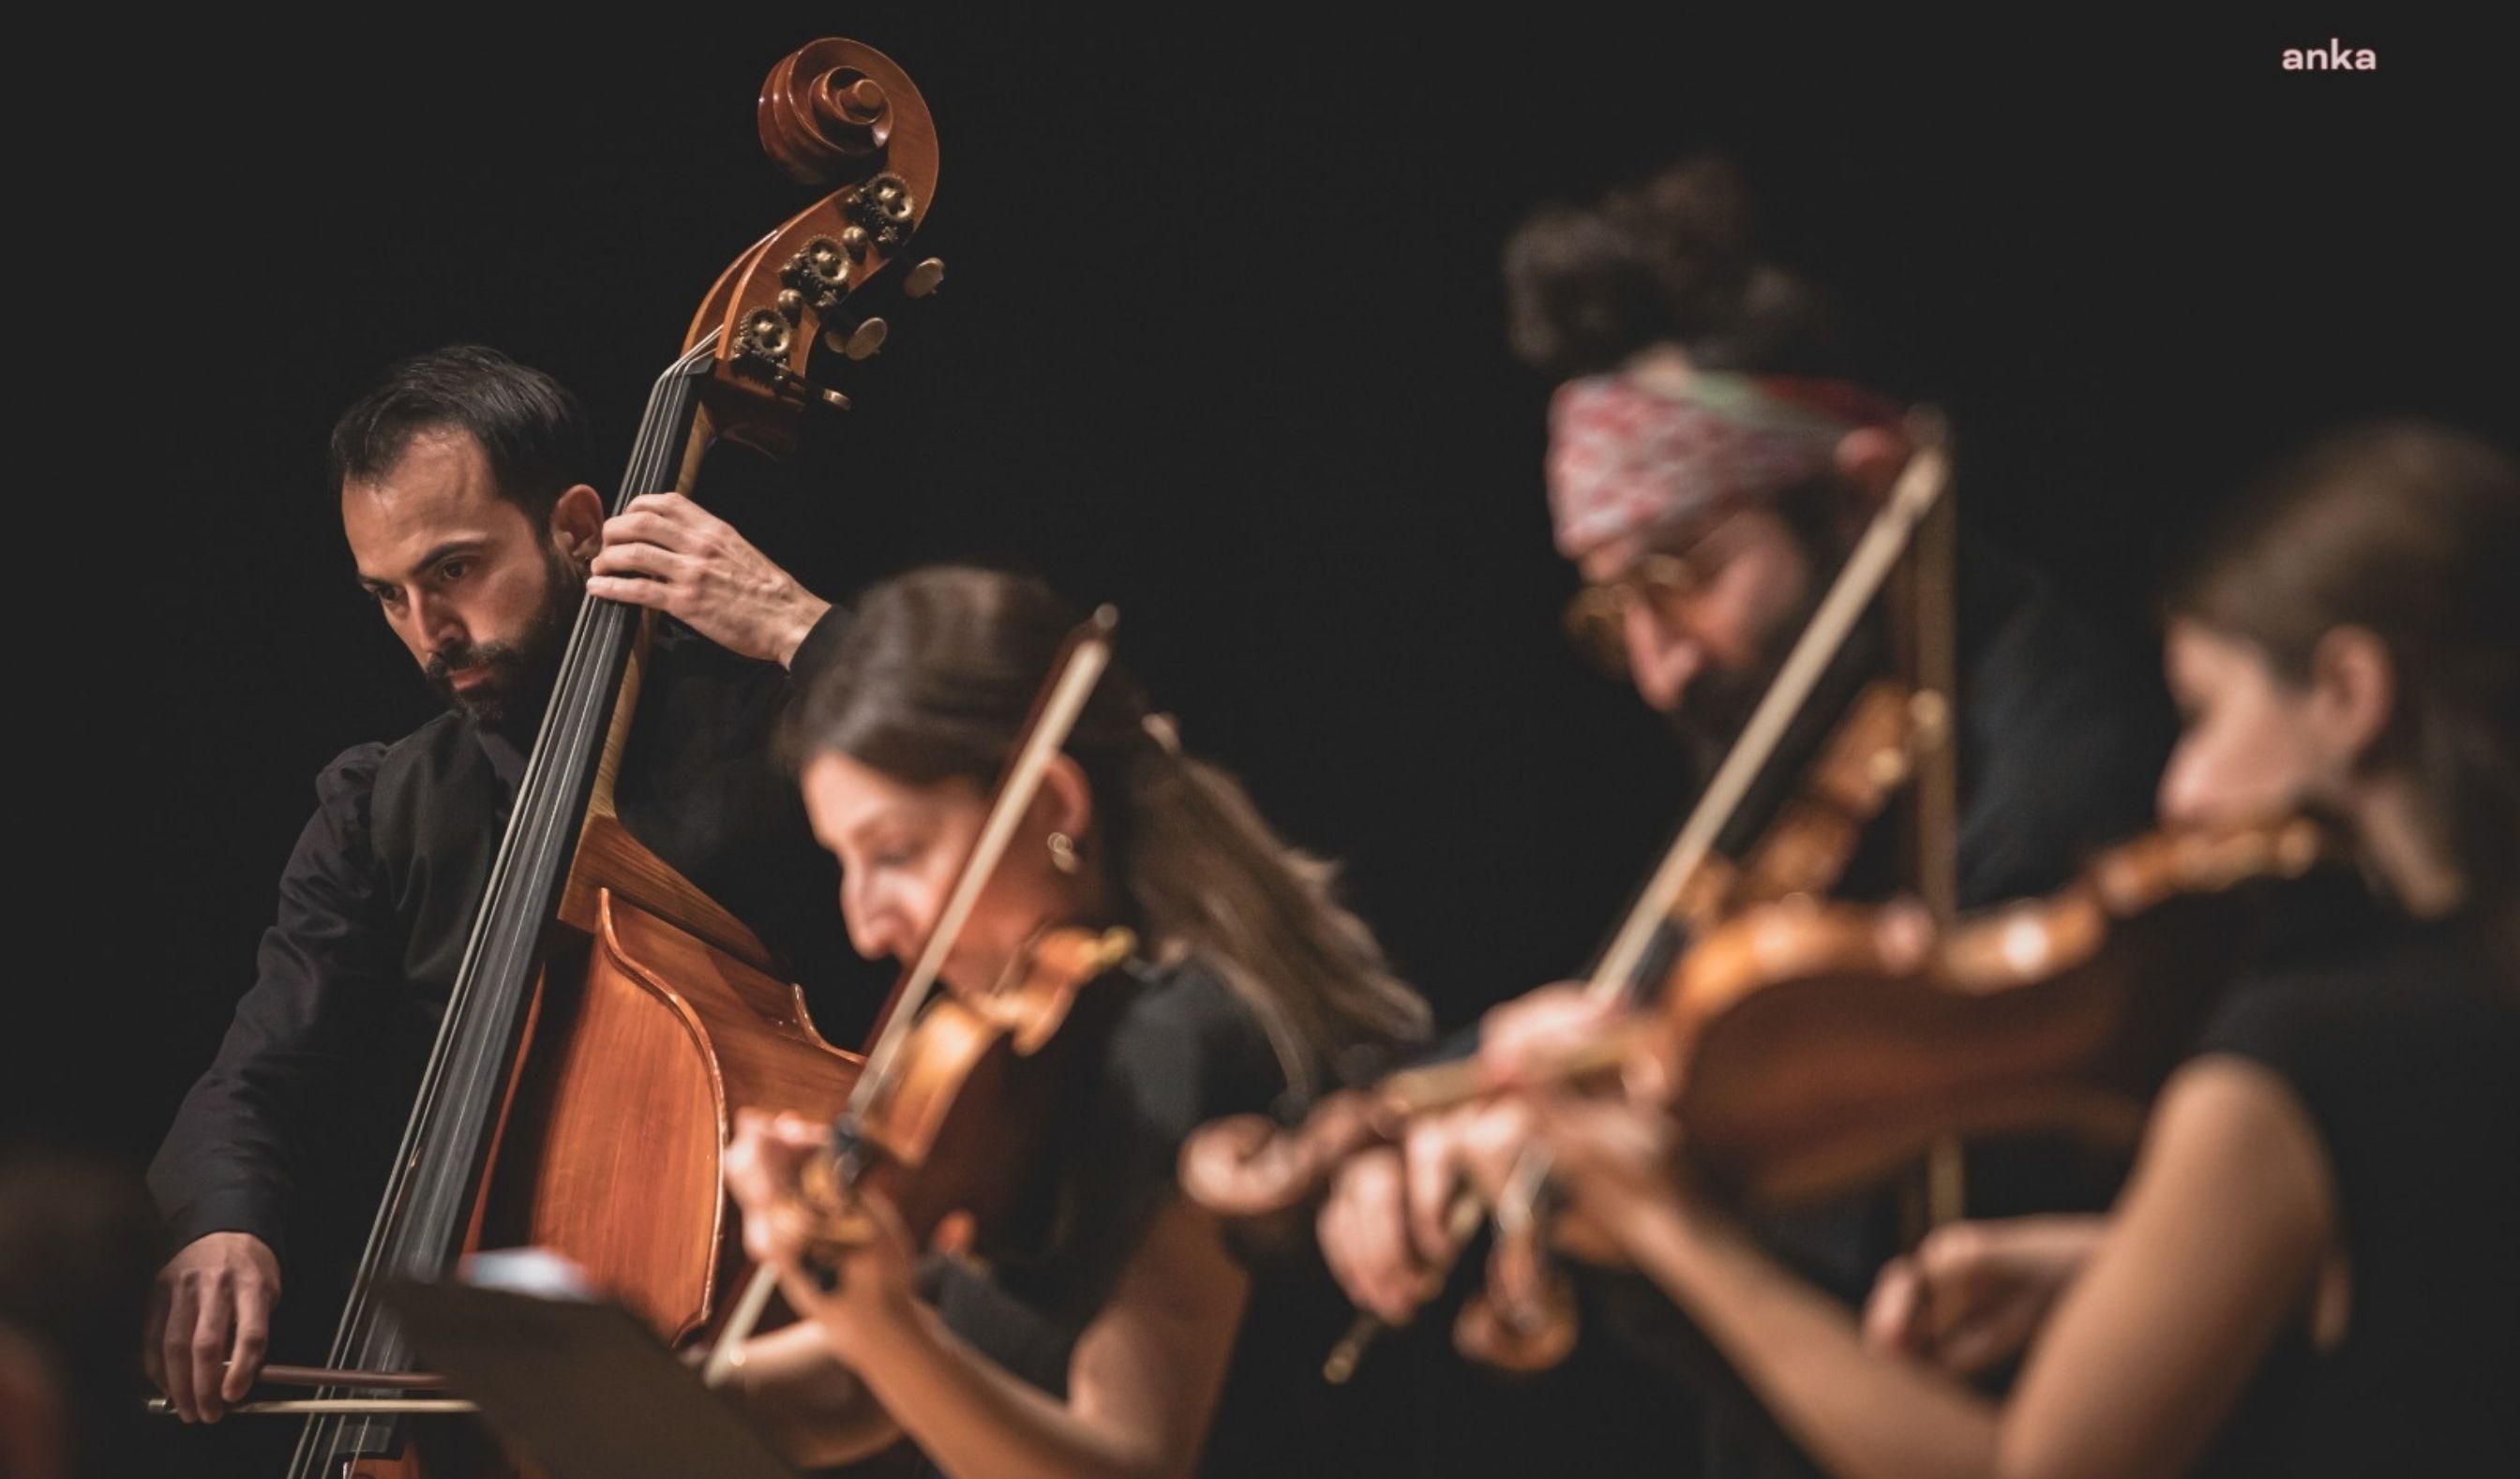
top-left (347, 851), bottom-right (863, 1479)
top-left (478, 885), bottom-right (861, 1345)
top-left (1657, 819), bottom-right (2327, 1203)
top-left (810, 929), bottom-right (1135, 1261)
top-left (309, 36), bottom-right (945, 1475)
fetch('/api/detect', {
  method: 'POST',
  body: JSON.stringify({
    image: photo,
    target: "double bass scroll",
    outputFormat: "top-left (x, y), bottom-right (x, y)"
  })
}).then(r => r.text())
top-left (282, 38), bottom-right (942, 1479)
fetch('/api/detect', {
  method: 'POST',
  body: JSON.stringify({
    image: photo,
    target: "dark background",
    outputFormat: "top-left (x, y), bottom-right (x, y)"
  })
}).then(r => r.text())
top-left (15, 5), bottom-right (2512, 1471)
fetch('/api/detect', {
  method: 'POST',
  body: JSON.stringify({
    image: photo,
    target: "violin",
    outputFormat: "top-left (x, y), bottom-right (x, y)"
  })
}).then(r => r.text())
top-left (1178, 678), bottom-right (1946, 1219)
top-left (792, 924), bottom-right (1137, 1262)
top-left (702, 607), bottom-right (1144, 1376)
top-left (1180, 414), bottom-right (2329, 1382)
top-left (1181, 424), bottom-right (1962, 1376)
top-left (1190, 810), bottom-right (2330, 1373)
top-left (1661, 815), bottom-right (2329, 1205)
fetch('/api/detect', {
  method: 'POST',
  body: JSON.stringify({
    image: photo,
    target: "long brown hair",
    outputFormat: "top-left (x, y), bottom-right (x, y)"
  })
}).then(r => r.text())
top-left (2172, 420), bottom-right (2520, 943)
top-left (785, 566), bottom-right (1431, 1097)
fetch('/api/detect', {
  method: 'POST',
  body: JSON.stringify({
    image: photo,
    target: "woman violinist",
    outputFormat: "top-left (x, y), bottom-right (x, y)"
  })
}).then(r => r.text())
top-left (718, 565), bottom-right (1429, 1478)
top-left (1478, 420), bottom-right (2520, 1476)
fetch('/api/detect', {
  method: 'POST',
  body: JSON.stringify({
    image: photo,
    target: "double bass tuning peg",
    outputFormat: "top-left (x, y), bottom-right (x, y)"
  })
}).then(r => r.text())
top-left (825, 317), bottom-right (890, 361)
top-left (764, 362), bottom-right (851, 412)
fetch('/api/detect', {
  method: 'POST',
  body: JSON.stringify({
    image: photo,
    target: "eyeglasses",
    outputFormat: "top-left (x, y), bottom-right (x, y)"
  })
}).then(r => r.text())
top-left (1561, 515), bottom-right (1753, 677)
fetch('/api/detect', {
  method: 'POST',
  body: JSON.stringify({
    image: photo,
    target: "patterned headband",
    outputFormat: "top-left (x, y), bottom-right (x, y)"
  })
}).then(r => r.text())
top-left (1546, 371), bottom-right (1901, 558)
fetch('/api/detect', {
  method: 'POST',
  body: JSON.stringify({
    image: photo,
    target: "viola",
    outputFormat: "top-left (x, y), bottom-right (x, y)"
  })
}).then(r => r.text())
top-left (793, 924), bottom-right (1138, 1262)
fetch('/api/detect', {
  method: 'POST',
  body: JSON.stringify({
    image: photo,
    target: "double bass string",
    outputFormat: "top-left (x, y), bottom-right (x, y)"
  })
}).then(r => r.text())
top-left (295, 339), bottom-right (722, 1473)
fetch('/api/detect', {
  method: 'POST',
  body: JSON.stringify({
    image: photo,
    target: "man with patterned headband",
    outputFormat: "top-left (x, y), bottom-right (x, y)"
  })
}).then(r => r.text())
top-left (1313, 158), bottom-right (2177, 1477)
top-left (1547, 366), bottom-right (1910, 760)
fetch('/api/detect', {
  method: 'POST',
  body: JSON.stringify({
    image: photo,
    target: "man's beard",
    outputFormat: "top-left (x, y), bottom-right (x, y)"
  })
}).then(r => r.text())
top-left (1663, 644), bottom-right (1792, 776)
top-left (1661, 557), bottom-right (1838, 773)
top-left (425, 555), bottom-right (581, 739)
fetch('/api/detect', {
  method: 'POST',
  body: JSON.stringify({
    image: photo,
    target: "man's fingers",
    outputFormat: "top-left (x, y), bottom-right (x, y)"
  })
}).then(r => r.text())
top-left (222, 1278), bottom-right (275, 1402)
top-left (1455, 1100), bottom-right (1535, 1203)
top-left (1316, 1193), bottom-right (1372, 1311)
top-left (622, 491), bottom-right (698, 523)
top-left (601, 508), bottom-right (682, 552)
top-left (1322, 1159), bottom-right (1418, 1322)
top-left (142, 1277), bottom-right (171, 1390)
top-left (585, 575), bottom-right (672, 615)
top-left (1401, 1127), bottom-right (1462, 1264)
top-left (187, 1280), bottom-right (235, 1422)
top-left (157, 1278), bottom-right (197, 1415)
top-left (589, 542), bottom-right (697, 584)
top-left (1481, 986), bottom-right (1617, 1078)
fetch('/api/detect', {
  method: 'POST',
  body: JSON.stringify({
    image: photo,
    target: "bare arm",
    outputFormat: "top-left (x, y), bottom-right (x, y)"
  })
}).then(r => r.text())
top-left (725, 1320), bottom-right (899, 1468)
top-left (829, 1195), bottom-right (1249, 1479)
top-left (725, 1111), bottom-right (1249, 1479)
top-left (1539, 1056), bottom-right (2335, 1479)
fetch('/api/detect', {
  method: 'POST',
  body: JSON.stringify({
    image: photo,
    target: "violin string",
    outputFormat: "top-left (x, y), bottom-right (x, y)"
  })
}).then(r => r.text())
top-left (1372, 432), bottom-right (1953, 1392)
top-left (1589, 434), bottom-right (1951, 998)
top-left (706, 609), bottom-right (1120, 1378)
top-left (845, 614), bottom-right (1118, 1116)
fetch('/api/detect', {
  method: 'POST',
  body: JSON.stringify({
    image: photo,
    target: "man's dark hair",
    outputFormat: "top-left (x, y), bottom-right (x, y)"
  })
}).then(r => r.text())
top-left (327, 345), bottom-right (593, 523)
top-left (1503, 153), bottom-right (1856, 381)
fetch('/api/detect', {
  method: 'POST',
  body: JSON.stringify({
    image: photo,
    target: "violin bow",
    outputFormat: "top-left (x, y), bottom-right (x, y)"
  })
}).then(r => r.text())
top-left (1325, 420), bottom-right (1955, 1381)
top-left (704, 605), bottom-right (1121, 1385)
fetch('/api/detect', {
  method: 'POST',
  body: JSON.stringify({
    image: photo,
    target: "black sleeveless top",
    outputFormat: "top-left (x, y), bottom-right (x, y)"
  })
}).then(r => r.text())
top-left (2192, 891), bottom-right (2520, 1476)
top-left (915, 954), bottom-right (1380, 1477)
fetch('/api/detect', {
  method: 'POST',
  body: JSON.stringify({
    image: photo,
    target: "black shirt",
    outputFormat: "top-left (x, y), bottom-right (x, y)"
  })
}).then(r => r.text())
top-left (2194, 893), bottom-right (2520, 1477)
top-left (917, 954), bottom-right (1339, 1477)
top-left (147, 612), bottom-right (865, 1274)
top-left (1527, 546), bottom-right (2177, 1479)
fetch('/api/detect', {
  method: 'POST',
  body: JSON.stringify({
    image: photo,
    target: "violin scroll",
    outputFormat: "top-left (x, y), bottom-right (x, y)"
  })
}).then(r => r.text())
top-left (1177, 1090), bottom-right (1395, 1219)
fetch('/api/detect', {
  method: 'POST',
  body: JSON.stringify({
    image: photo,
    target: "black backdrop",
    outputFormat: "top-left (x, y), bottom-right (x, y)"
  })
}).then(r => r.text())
top-left (16, 7), bottom-right (2512, 1465)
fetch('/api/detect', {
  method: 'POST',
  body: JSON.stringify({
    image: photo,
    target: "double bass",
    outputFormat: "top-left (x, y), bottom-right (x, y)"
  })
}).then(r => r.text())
top-left (280, 39), bottom-right (943, 1478)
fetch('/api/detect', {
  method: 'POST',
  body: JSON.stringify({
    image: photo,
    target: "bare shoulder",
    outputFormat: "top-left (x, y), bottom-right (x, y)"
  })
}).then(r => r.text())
top-left (1997, 1059), bottom-right (2338, 1478)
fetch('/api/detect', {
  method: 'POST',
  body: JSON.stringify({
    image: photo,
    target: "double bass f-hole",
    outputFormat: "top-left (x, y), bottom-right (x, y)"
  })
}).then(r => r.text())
top-left (262, 39), bottom-right (942, 1479)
